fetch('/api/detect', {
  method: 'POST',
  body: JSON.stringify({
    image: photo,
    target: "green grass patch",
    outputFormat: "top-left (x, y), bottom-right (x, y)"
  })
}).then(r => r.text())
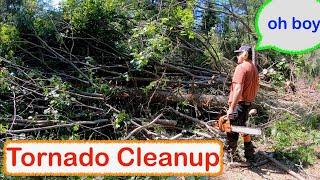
top-left (269, 113), bottom-right (320, 165)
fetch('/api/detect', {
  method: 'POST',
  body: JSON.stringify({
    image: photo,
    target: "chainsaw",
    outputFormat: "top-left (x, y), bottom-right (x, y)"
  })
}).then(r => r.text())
top-left (214, 115), bottom-right (261, 136)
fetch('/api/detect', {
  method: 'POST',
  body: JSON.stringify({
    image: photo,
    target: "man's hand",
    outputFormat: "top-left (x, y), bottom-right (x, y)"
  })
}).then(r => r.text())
top-left (215, 115), bottom-right (231, 132)
top-left (227, 108), bottom-right (235, 120)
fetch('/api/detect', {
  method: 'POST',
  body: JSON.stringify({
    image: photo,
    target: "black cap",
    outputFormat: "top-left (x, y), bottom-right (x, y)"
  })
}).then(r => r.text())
top-left (234, 45), bottom-right (252, 53)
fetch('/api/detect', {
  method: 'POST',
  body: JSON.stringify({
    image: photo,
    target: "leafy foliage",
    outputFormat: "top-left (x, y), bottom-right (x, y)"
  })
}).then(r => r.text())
top-left (0, 1), bottom-right (319, 174)
top-left (129, 19), bottom-right (173, 69)
top-left (270, 113), bottom-right (320, 165)
top-left (0, 23), bottom-right (19, 58)
top-left (114, 111), bottom-right (129, 129)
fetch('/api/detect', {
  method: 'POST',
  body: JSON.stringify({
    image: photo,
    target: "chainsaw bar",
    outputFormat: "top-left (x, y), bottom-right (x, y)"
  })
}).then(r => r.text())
top-left (231, 126), bottom-right (262, 136)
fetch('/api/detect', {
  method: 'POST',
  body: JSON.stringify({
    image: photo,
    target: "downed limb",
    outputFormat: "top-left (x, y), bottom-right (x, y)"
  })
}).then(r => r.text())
top-left (120, 89), bottom-right (228, 107)
top-left (123, 113), bottom-right (164, 140)
top-left (170, 133), bottom-right (184, 140)
top-left (259, 151), bottom-right (305, 180)
top-left (261, 102), bottom-right (302, 119)
top-left (129, 120), bottom-right (168, 139)
top-left (139, 118), bottom-right (177, 127)
top-left (167, 107), bottom-right (220, 136)
top-left (228, 159), bottom-right (269, 168)
top-left (3, 119), bottom-right (110, 134)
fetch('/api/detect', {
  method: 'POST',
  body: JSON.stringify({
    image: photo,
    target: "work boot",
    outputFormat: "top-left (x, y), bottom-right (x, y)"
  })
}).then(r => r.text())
top-left (244, 141), bottom-right (256, 163)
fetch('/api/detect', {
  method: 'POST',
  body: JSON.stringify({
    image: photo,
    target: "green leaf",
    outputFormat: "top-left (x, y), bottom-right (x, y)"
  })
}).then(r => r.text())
top-left (114, 111), bottom-right (129, 129)
top-left (72, 124), bottom-right (79, 132)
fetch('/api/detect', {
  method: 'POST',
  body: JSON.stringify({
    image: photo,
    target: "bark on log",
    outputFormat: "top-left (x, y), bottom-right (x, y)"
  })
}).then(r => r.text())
top-left (118, 88), bottom-right (228, 107)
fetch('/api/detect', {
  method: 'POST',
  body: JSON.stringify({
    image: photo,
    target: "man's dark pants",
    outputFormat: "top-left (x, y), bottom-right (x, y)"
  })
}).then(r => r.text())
top-left (226, 102), bottom-right (255, 160)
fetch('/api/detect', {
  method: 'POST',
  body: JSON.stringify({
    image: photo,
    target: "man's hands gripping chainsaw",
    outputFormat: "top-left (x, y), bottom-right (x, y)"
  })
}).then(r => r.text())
top-left (214, 115), bottom-right (232, 133)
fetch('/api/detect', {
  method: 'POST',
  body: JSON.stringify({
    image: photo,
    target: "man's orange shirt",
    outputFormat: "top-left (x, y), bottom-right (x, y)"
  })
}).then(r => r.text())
top-left (228, 61), bottom-right (259, 103)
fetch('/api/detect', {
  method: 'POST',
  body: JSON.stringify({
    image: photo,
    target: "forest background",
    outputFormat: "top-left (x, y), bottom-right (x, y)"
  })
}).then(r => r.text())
top-left (0, 0), bottom-right (319, 179)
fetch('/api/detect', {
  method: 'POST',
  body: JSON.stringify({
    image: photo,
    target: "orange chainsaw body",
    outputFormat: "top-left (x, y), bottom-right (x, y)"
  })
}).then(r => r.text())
top-left (214, 115), bottom-right (231, 133)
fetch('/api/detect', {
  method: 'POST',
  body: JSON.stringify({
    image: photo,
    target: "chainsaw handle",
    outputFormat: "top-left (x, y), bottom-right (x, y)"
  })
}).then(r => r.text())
top-left (214, 115), bottom-right (232, 133)
top-left (227, 111), bottom-right (238, 120)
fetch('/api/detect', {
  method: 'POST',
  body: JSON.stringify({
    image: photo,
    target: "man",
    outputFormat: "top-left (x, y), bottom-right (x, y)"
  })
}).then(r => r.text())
top-left (226, 45), bottom-right (259, 162)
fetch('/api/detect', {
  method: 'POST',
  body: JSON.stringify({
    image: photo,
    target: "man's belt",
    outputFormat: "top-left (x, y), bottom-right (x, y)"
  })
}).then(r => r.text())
top-left (238, 101), bottom-right (252, 105)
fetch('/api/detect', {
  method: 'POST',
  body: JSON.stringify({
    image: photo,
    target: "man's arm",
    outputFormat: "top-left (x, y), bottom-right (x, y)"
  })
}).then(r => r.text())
top-left (227, 83), bottom-right (243, 118)
top-left (227, 65), bottom-right (245, 118)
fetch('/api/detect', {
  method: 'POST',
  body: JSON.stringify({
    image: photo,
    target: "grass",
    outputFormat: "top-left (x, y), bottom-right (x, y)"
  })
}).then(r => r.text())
top-left (269, 113), bottom-right (320, 166)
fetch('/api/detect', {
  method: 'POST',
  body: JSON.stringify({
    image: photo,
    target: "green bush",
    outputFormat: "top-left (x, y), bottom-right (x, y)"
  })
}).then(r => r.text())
top-left (0, 23), bottom-right (19, 58)
top-left (270, 113), bottom-right (320, 165)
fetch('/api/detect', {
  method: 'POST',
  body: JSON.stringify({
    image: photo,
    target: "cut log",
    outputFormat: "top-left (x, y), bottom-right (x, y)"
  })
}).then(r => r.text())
top-left (154, 90), bottom-right (228, 107)
top-left (117, 88), bottom-right (228, 107)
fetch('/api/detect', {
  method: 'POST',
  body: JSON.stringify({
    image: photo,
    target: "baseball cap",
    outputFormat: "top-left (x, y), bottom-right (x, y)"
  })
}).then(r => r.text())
top-left (234, 45), bottom-right (252, 53)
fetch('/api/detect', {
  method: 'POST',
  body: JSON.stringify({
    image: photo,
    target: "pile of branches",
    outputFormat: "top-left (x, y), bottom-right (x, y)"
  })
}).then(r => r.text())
top-left (0, 30), bottom-right (306, 142)
top-left (0, 0), bottom-right (303, 141)
top-left (0, 29), bottom-right (234, 141)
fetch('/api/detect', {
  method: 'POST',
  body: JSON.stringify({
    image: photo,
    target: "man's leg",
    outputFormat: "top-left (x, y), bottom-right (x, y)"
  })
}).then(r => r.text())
top-left (240, 104), bottom-right (256, 162)
top-left (225, 104), bottom-right (241, 161)
top-left (235, 103), bottom-right (256, 162)
top-left (226, 132), bottom-right (239, 154)
top-left (225, 131), bottom-right (240, 162)
top-left (242, 134), bottom-right (255, 161)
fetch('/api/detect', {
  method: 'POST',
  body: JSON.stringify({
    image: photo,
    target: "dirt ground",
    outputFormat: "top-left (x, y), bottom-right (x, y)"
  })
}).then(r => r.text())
top-left (214, 159), bottom-right (320, 180)
top-left (213, 148), bottom-right (320, 180)
top-left (213, 159), bottom-right (319, 180)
